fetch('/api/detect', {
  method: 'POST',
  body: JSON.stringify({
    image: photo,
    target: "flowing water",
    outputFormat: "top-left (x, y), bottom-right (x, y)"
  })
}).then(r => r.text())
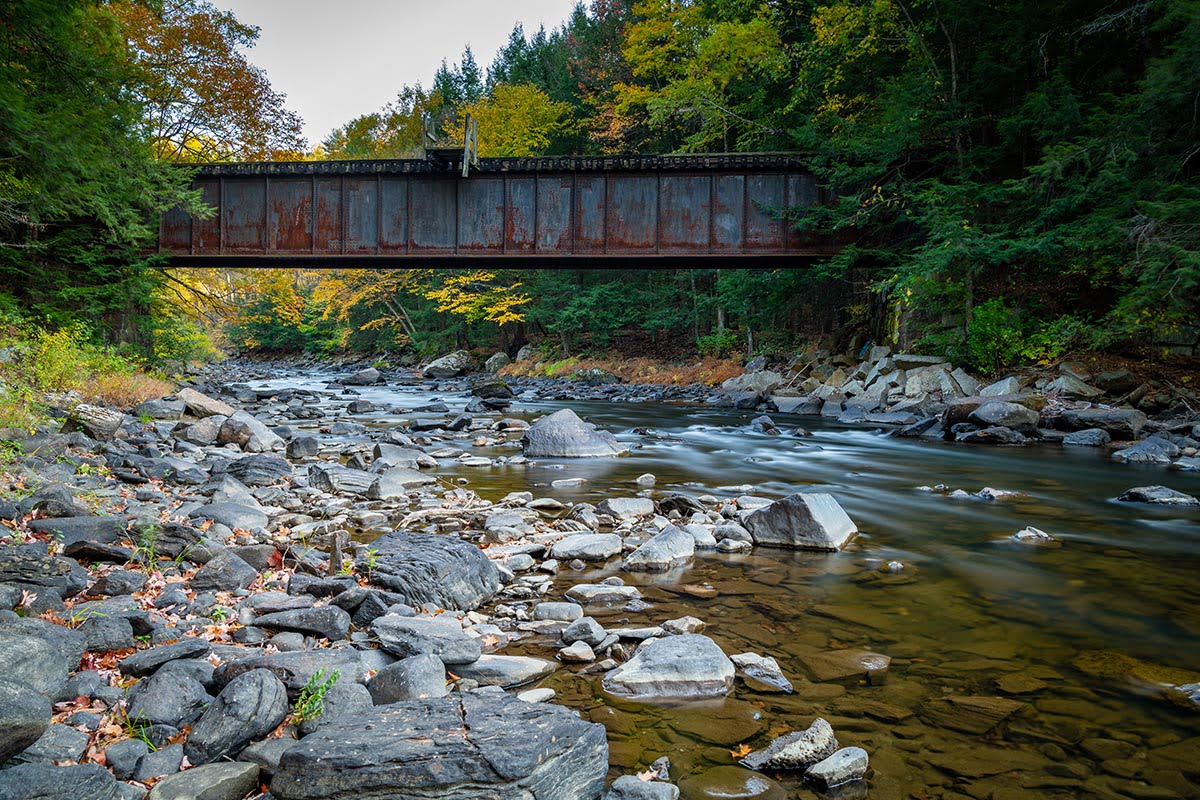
top-left (251, 373), bottom-right (1200, 799)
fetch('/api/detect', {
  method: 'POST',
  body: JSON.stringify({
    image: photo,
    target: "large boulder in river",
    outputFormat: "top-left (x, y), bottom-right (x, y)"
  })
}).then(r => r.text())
top-left (485, 352), bottom-right (511, 372)
top-left (423, 350), bottom-right (472, 379)
top-left (602, 635), bottom-right (735, 699)
top-left (968, 401), bottom-right (1040, 434)
top-left (343, 367), bottom-right (382, 386)
top-left (521, 409), bottom-right (628, 457)
top-left (1059, 407), bottom-right (1147, 439)
top-left (218, 410), bottom-right (284, 452)
top-left (357, 532), bottom-right (501, 611)
top-left (622, 526), bottom-right (695, 572)
top-left (269, 693), bottom-right (608, 800)
top-left (1117, 485), bottom-right (1199, 506)
top-left (744, 493), bottom-right (858, 551)
top-left (176, 387), bottom-right (236, 418)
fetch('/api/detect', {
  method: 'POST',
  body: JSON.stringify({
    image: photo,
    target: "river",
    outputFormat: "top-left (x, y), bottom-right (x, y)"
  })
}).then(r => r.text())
top-left (249, 372), bottom-right (1200, 799)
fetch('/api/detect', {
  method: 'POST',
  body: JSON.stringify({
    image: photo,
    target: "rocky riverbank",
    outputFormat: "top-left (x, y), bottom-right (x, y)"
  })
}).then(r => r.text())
top-left (0, 354), bottom-right (1197, 799)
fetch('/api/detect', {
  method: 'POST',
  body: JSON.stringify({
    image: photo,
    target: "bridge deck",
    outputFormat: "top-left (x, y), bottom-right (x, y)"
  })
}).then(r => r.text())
top-left (159, 154), bottom-right (838, 267)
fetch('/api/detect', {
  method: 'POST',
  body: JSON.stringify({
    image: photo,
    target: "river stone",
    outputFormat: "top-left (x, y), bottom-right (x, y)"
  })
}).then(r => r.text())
top-left (189, 502), bottom-right (268, 532)
top-left (184, 669), bottom-right (288, 765)
top-left (1063, 428), bottom-right (1111, 446)
top-left (566, 583), bottom-right (642, 607)
top-left (603, 635), bottom-right (734, 699)
top-left (922, 695), bottom-right (1027, 734)
top-left (371, 615), bottom-right (482, 665)
top-left (485, 352), bottom-right (511, 372)
top-left (0, 762), bottom-right (122, 799)
top-left (26, 515), bottom-right (123, 549)
top-left (367, 467), bottom-right (436, 499)
top-left (128, 670), bottom-right (210, 727)
top-left (604, 775), bottom-right (679, 800)
top-left (213, 650), bottom-right (367, 697)
top-left (1059, 407), bottom-right (1147, 439)
top-left (135, 396), bottom-right (186, 420)
top-left (521, 409), bottom-right (629, 457)
top-left (271, 692), bottom-right (606, 799)
top-left (343, 367), bottom-right (382, 386)
top-left (0, 679), bottom-right (51, 761)
top-left (225, 454), bottom-right (291, 486)
top-left (177, 387), bottom-right (236, 418)
top-left (147, 761), bottom-right (261, 800)
top-left (254, 606), bottom-right (351, 641)
top-left (731, 653), bottom-right (793, 693)
top-left (740, 718), bottom-right (838, 771)
top-left (622, 527), bottom-right (696, 572)
top-left (0, 543), bottom-right (89, 597)
top-left (424, 350), bottom-right (472, 378)
top-left (563, 617), bottom-right (607, 648)
top-left (797, 649), bottom-right (890, 683)
top-left (597, 497), bottom-right (655, 519)
top-left (296, 681), bottom-right (374, 737)
top-left (119, 638), bottom-right (212, 676)
top-left (743, 493), bottom-right (858, 551)
top-left (357, 532), bottom-right (501, 611)
top-left (968, 401), bottom-right (1040, 433)
top-left (805, 746), bottom-right (869, 788)
top-left (1112, 436), bottom-right (1181, 464)
top-left (191, 550), bottom-right (257, 591)
top-left (677, 767), bottom-right (785, 800)
top-left (533, 601), bottom-right (584, 622)
top-left (218, 410), bottom-right (284, 452)
top-left (979, 376), bottom-right (1021, 396)
top-left (310, 465), bottom-right (376, 496)
top-left (1117, 485), bottom-right (1199, 506)
top-left (550, 533), bottom-right (622, 561)
top-left (452, 655), bottom-right (558, 688)
top-left (0, 618), bottom-right (86, 698)
top-left (367, 653), bottom-right (448, 703)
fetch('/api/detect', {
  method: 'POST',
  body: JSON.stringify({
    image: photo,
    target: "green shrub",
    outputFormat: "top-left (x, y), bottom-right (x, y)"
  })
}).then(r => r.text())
top-left (697, 329), bottom-right (740, 358)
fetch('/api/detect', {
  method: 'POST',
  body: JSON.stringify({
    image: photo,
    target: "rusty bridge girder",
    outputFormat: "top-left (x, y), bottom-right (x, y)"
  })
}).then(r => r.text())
top-left (159, 154), bottom-right (839, 268)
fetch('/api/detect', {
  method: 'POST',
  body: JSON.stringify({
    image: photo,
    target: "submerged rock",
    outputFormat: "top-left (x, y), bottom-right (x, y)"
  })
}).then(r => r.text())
top-left (521, 409), bottom-right (628, 457)
top-left (743, 493), bottom-right (858, 551)
top-left (270, 693), bottom-right (607, 800)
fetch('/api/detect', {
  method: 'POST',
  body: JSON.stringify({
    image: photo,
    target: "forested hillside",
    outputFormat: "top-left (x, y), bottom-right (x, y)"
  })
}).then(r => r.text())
top-left (1, 0), bottom-right (1197, 373)
top-left (243, 0), bottom-right (1200, 369)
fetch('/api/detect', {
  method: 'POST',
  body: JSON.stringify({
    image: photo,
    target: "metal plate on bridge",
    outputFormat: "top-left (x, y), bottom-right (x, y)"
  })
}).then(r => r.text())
top-left (159, 154), bottom-right (840, 265)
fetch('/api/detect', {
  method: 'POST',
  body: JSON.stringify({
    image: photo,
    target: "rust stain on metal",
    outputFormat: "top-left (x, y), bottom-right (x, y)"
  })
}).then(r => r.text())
top-left (161, 154), bottom-right (841, 266)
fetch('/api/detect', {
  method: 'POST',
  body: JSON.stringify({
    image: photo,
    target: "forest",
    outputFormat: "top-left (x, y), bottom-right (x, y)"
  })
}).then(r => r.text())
top-left (1, 0), bottom-right (1198, 374)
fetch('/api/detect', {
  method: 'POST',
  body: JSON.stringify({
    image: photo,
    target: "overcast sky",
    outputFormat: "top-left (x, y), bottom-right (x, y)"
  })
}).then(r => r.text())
top-left (218, 0), bottom-right (580, 147)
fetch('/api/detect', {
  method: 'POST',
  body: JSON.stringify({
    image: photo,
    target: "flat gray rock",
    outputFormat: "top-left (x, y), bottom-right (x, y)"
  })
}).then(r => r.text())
top-left (367, 653), bottom-right (448, 704)
top-left (451, 655), bottom-right (558, 688)
top-left (602, 635), bottom-right (734, 699)
top-left (146, 761), bottom-right (260, 800)
top-left (744, 493), bottom-right (858, 551)
top-left (550, 533), bottom-right (622, 561)
top-left (522, 409), bottom-right (628, 457)
top-left (254, 606), bottom-right (351, 641)
top-left (371, 615), bottom-right (481, 665)
top-left (0, 763), bottom-right (121, 800)
top-left (805, 746), bottom-right (869, 788)
top-left (622, 526), bottom-right (695, 572)
top-left (0, 618), bottom-right (85, 698)
top-left (270, 693), bottom-right (607, 800)
top-left (358, 532), bottom-right (501, 611)
top-left (1117, 485), bottom-right (1199, 506)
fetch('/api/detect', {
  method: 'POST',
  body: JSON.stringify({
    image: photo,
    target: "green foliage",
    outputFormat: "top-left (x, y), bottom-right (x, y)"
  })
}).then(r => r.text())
top-left (293, 668), bottom-right (340, 721)
top-left (697, 329), bottom-right (740, 358)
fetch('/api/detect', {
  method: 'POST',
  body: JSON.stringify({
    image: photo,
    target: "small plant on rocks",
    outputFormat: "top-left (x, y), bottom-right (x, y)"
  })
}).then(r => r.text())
top-left (293, 668), bottom-right (340, 722)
